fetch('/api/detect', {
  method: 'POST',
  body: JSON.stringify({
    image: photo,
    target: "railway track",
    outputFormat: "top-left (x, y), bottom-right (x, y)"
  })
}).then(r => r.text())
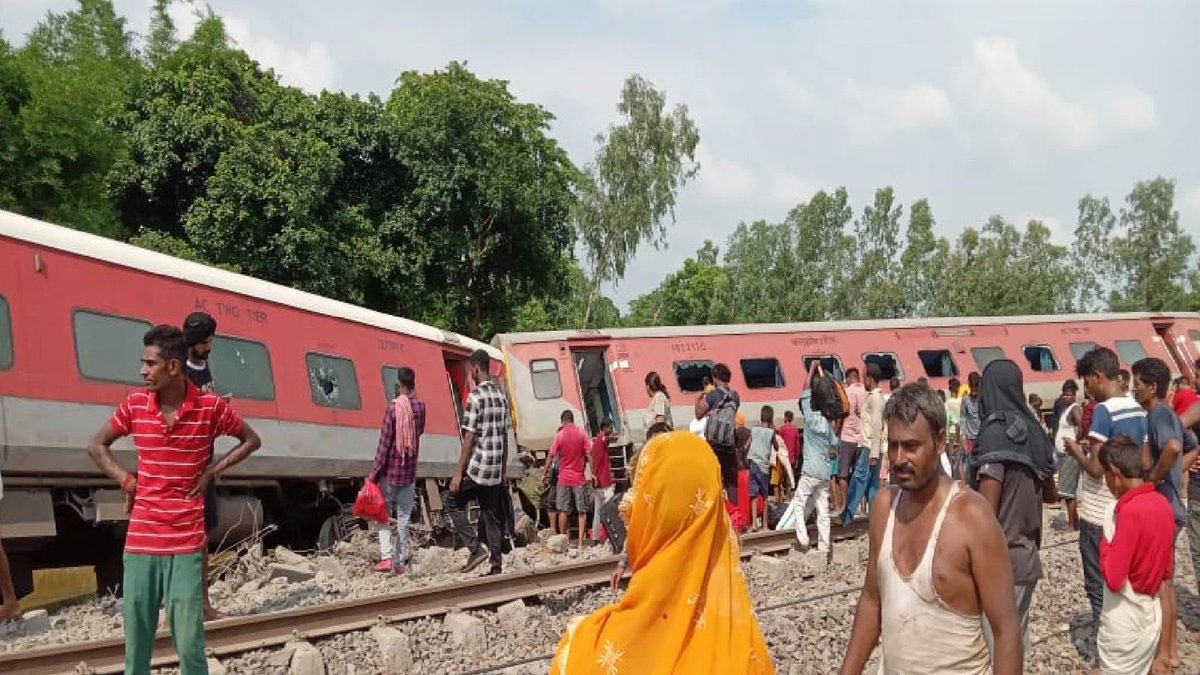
top-left (0, 521), bottom-right (868, 674)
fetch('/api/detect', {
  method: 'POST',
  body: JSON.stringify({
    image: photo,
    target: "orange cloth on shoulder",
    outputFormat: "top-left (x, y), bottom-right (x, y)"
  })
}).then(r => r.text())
top-left (550, 432), bottom-right (775, 675)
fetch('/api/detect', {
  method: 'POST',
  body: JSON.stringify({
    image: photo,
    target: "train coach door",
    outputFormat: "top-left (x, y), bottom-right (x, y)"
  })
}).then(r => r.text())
top-left (568, 341), bottom-right (624, 437)
top-left (444, 357), bottom-right (468, 426)
top-left (1154, 322), bottom-right (1196, 382)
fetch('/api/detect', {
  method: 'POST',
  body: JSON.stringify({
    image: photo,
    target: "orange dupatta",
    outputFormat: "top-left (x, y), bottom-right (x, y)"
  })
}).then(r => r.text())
top-left (550, 432), bottom-right (774, 675)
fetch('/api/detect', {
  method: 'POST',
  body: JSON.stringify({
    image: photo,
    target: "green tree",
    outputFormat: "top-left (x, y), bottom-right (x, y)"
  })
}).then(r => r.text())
top-left (575, 74), bottom-right (700, 326)
top-left (1069, 195), bottom-right (1117, 312)
top-left (145, 0), bottom-right (178, 67)
top-left (385, 62), bottom-right (578, 337)
top-left (627, 241), bottom-right (728, 326)
top-left (789, 188), bottom-right (856, 320)
top-left (849, 187), bottom-right (905, 319)
top-left (1108, 177), bottom-right (1193, 311)
top-left (5, 0), bottom-right (141, 236)
top-left (897, 198), bottom-right (947, 317)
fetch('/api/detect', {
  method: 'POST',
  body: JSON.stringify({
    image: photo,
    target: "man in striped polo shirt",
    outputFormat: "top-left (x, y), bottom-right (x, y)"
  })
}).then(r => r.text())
top-left (1063, 346), bottom-right (1147, 621)
top-left (87, 325), bottom-right (260, 675)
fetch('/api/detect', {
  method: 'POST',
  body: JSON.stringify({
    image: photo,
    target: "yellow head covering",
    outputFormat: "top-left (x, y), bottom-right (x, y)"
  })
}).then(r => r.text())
top-left (736, 410), bottom-right (746, 428)
top-left (551, 432), bottom-right (774, 675)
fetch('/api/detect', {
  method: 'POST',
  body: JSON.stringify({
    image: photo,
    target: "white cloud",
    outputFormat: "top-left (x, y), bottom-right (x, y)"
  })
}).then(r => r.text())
top-left (169, 3), bottom-right (336, 92)
top-left (959, 37), bottom-right (1099, 148)
top-left (694, 145), bottom-right (757, 204)
top-left (843, 82), bottom-right (955, 140)
top-left (1180, 186), bottom-right (1200, 231)
top-left (1100, 86), bottom-right (1156, 131)
top-left (770, 173), bottom-right (828, 208)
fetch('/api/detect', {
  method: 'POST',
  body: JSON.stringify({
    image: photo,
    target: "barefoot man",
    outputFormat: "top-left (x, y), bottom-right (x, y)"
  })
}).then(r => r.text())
top-left (839, 383), bottom-right (1022, 675)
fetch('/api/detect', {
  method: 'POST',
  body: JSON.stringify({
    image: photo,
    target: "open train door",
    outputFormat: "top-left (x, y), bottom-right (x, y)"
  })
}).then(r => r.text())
top-left (565, 337), bottom-right (626, 438)
top-left (1153, 320), bottom-right (1197, 383)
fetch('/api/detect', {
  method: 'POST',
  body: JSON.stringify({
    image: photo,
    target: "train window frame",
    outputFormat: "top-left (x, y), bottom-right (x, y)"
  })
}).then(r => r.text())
top-left (1069, 341), bottom-right (1099, 362)
top-left (916, 349), bottom-right (959, 379)
top-left (1022, 344), bottom-right (1061, 372)
top-left (1190, 330), bottom-right (1200, 359)
top-left (304, 352), bottom-right (362, 410)
top-left (862, 352), bottom-right (903, 382)
top-left (209, 334), bottom-right (275, 401)
top-left (674, 360), bottom-right (714, 393)
top-left (530, 359), bottom-right (563, 400)
top-left (1114, 339), bottom-right (1148, 366)
top-left (803, 355), bottom-right (845, 382)
top-left (970, 346), bottom-right (1006, 371)
top-left (72, 309), bottom-right (153, 385)
top-left (739, 357), bottom-right (786, 389)
top-left (0, 294), bottom-right (11, 370)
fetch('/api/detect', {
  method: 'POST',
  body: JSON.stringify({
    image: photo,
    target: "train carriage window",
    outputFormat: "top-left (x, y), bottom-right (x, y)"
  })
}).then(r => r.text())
top-left (740, 358), bottom-right (785, 389)
top-left (530, 359), bottom-right (562, 400)
top-left (970, 347), bottom-right (1006, 371)
top-left (305, 353), bottom-right (362, 410)
top-left (1023, 345), bottom-right (1060, 372)
top-left (863, 352), bottom-right (903, 381)
top-left (803, 355), bottom-right (845, 382)
top-left (1115, 339), bottom-right (1148, 366)
top-left (0, 294), bottom-right (11, 370)
top-left (917, 349), bottom-right (958, 378)
top-left (210, 335), bottom-right (275, 400)
top-left (1069, 341), bottom-right (1099, 362)
top-left (674, 360), bottom-right (714, 393)
top-left (73, 310), bottom-right (152, 384)
top-left (1190, 330), bottom-right (1200, 357)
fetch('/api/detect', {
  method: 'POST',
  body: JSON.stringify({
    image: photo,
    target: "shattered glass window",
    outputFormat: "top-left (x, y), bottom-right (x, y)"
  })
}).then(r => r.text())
top-left (306, 353), bottom-right (361, 410)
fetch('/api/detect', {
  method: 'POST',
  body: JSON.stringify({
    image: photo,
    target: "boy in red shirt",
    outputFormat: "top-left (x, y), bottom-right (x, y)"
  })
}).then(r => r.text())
top-left (545, 410), bottom-right (591, 548)
top-left (1096, 435), bottom-right (1175, 675)
top-left (589, 420), bottom-right (615, 544)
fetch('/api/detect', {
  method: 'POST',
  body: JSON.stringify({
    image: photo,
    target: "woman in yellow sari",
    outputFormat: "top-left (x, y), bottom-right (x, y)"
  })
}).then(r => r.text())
top-left (550, 432), bottom-right (775, 675)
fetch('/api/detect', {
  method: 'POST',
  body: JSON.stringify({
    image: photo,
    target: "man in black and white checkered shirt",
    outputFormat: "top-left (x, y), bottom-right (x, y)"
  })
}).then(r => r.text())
top-left (449, 349), bottom-right (512, 574)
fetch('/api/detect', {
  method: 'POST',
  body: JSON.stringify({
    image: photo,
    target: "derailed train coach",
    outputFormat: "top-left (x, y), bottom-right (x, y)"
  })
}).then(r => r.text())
top-left (0, 209), bottom-right (518, 592)
top-left (495, 311), bottom-right (1200, 457)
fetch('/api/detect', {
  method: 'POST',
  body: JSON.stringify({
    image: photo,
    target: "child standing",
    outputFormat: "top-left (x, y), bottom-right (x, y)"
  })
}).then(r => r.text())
top-left (747, 406), bottom-right (782, 530)
top-left (1096, 435), bottom-right (1176, 675)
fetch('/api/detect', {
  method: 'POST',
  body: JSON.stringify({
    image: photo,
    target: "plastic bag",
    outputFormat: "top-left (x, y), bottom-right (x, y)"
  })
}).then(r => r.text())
top-left (353, 480), bottom-right (389, 523)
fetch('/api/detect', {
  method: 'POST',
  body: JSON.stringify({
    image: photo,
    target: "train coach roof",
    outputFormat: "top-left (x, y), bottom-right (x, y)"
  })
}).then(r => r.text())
top-left (0, 209), bottom-right (499, 357)
top-left (493, 312), bottom-right (1200, 345)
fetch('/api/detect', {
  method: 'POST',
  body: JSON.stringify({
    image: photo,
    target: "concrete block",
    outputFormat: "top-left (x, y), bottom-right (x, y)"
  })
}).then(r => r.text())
top-left (274, 547), bottom-right (308, 566)
top-left (369, 625), bottom-right (413, 671)
top-left (18, 566), bottom-right (97, 612)
top-left (749, 555), bottom-right (786, 582)
top-left (497, 599), bottom-right (528, 632)
top-left (444, 612), bottom-right (486, 652)
top-left (268, 641), bottom-right (304, 667)
top-left (546, 534), bottom-right (569, 554)
top-left (20, 609), bottom-right (51, 634)
top-left (315, 556), bottom-right (344, 577)
top-left (290, 641), bottom-right (325, 675)
top-left (207, 657), bottom-right (228, 675)
top-left (269, 563), bottom-right (316, 584)
top-left (831, 543), bottom-right (858, 567)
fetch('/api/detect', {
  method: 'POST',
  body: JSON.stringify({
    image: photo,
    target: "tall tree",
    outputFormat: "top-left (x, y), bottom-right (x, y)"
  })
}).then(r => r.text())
top-left (896, 198), bottom-right (946, 317)
top-left (575, 74), bottom-right (699, 326)
top-left (627, 241), bottom-right (728, 327)
top-left (789, 188), bottom-right (856, 320)
top-left (385, 62), bottom-right (577, 337)
top-left (849, 187), bottom-right (905, 319)
top-left (6, 0), bottom-right (141, 236)
top-left (1108, 177), bottom-right (1193, 311)
top-left (1070, 195), bottom-right (1117, 312)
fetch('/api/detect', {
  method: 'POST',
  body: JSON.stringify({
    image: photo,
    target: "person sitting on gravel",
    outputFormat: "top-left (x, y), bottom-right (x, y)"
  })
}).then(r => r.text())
top-left (555, 431), bottom-right (773, 675)
top-left (1094, 435), bottom-right (1176, 675)
top-left (840, 383), bottom-right (1020, 675)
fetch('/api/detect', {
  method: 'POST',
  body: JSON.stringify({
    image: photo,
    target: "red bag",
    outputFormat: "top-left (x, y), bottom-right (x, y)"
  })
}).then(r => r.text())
top-left (353, 480), bottom-right (388, 523)
top-left (725, 499), bottom-right (745, 534)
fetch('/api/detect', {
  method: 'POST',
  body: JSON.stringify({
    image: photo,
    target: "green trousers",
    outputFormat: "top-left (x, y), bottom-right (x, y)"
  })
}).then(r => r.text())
top-left (123, 552), bottom-right (207, 675)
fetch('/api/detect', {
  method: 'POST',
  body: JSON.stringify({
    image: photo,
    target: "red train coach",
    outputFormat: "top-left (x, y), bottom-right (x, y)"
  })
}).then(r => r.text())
top-left (496, 313), bottom-right (1200, 454)
top-left (0, 209), bottom-right (516, 575)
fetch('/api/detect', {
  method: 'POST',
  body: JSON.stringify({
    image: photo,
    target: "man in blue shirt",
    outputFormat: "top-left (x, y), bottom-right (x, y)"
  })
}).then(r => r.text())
top-left (791, 376), bottom-right (838, 552)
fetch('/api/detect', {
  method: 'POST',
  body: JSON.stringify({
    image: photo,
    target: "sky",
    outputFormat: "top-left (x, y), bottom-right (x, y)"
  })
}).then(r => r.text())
top-left (4, 0), bottom-right (1199, 309)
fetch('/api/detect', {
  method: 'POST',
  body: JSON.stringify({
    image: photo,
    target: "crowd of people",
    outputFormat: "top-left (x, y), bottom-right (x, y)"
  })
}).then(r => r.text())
top-left (561, 346), bottom-right (1200, 674)
top-left (3, 311), bottom-right (1199, 674)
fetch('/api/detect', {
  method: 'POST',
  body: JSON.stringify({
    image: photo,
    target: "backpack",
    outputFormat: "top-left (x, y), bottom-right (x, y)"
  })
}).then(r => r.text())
top-left (706, 389), bottom-right (738, 447)
top-left (811, 374), bottom-right (850, 421)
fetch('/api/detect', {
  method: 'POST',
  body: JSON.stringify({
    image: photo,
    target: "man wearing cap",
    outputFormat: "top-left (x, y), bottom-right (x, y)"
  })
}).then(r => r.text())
top-left (182, 312), bottom-right (222, 620)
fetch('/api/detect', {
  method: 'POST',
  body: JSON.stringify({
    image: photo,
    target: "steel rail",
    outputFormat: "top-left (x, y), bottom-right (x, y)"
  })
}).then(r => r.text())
top-left (0, 522), bottom-right (866, 674)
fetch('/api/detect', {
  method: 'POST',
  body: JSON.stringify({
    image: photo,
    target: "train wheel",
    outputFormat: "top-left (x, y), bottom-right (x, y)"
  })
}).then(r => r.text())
top-left (315, 512), bottom-right (362, 553)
